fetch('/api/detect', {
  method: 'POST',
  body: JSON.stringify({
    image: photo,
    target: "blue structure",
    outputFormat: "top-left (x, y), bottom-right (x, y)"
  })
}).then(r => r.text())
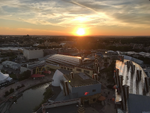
top-left (51, 69), bottom-right (101, 104)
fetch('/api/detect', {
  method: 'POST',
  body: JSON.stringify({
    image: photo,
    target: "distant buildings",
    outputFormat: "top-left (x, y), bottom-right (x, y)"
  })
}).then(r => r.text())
top-left (60, 41), bottom-right (76, 48)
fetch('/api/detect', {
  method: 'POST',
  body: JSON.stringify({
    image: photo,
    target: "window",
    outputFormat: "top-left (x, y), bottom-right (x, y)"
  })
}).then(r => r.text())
top-left (84, 70), bottom-right (90, 74)
top-left (70, 69), bottom-right (73, 71)
top-left (76, 68), bottom-right (81, 72)
top-left (67, 68), bottom-right (70, 70)
top-left (92, 89), bottom-right (96, 92)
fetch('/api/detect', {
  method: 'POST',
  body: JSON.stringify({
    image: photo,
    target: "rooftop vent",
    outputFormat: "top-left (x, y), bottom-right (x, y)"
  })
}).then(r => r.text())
top-left (93, 73), bottom-right (98, 81)
top-left (144, 77), bottom-right (150, 94)
top-left (63, 81), bottom-right (69, 96)
top-left (121, 85), bottom-right (129, 111)
top-left (70, 72), bottom-right (74, 79)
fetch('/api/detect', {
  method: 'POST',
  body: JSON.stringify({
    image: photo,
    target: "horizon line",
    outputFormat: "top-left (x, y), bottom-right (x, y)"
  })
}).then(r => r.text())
top-left (0, 34), bottom-right (150, 37)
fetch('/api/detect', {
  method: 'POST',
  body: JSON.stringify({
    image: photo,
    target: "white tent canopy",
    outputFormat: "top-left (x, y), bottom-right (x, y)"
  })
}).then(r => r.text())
top-left (0, 72), bottom-right (12, 84)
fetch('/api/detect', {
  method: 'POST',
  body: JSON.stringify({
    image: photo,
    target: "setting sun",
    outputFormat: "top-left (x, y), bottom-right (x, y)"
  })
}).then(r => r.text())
top-left (76, 28), bottom-right (85, 36)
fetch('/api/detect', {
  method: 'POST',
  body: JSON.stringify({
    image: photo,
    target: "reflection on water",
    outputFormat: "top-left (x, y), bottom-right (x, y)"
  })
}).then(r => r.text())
top-left (5, 83), bottom-right (50, 113)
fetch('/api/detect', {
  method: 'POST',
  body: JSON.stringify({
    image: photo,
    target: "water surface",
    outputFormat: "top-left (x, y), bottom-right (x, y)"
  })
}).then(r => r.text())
top-left (5, 83), bottom-right (50, 113)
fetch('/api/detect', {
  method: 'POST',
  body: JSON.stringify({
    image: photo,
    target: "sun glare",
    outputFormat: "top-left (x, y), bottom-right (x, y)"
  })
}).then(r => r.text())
top-left (76, 28), bottom-right (85, 36)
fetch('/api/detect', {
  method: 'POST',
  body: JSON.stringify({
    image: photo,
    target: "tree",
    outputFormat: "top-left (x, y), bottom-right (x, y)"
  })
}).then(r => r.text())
top-left (19, 70), bottom-right (31, 80)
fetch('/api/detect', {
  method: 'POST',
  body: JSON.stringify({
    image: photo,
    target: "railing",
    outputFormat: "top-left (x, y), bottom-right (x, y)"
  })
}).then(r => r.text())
top-left (42, 98), bottom-right (80, 109)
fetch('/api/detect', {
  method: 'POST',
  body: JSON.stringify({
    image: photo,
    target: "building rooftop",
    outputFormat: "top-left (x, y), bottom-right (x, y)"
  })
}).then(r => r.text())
top-left (27, 61), bottom-right (46, 69)
top-left (45, 103), bottom-right (78, 113)
top-left (46, 54), bottom-right (90, 67)
top-left (58, 69), bottom-right (99, 87)
top-left (123, 55), bottom-right (143, 64)
top-left (115, 60), bottom-right (150, 102)
top-left (128, 94), bottom-right (150, 113)
top-left (46, 54), bottom-right (81, 66)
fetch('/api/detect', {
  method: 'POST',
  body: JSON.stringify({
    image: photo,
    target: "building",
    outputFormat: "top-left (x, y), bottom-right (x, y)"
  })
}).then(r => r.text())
top-left (123, 55), bottom-right (143, 65)
top-left (126, 94), bottom-right (150, 113)
top-left (52, 69), bottom-right (101, 101)
top-left (2, 61), bottom-right (20, 70)
top-left (23, 49), bottom-right (44, 60)
top-left (114, 60), bottom-right (150, 113)
top-left (2, 61), bottom-right (20, 75)
top-left (46, 54), bottom-right (95, 77)
top-left (42, 69), bottom-right (101, 112)
top-left (20, 60), bottom-right (46, 74)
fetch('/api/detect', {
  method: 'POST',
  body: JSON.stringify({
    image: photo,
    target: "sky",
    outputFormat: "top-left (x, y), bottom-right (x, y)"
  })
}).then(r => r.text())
top-left (0, 0), bottom-right (150, 36)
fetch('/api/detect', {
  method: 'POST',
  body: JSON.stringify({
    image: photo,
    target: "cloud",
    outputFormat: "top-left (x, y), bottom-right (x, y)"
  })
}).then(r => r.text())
top-left (0, 27), bottom-right (68, 35)
top-left (0, 0), bottom-right (150, 29)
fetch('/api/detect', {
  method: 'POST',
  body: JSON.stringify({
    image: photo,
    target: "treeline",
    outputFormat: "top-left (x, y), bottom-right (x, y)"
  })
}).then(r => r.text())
top-left (75, 37), bottom-right (150, 51)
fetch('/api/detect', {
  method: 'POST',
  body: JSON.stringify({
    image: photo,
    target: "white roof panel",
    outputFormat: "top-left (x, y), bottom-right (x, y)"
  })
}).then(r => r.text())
top-left (46, 54), bottom-right (81, 66)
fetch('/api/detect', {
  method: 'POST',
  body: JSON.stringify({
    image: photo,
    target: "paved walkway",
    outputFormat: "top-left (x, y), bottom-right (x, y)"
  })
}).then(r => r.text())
top-left (0, 75), bottom-right (53, 104)
top-left (97, 72), bottom-right (116, 113)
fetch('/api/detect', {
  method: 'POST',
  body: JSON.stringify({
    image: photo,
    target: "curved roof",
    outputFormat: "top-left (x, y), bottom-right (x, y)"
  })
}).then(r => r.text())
top-left (46, 54), bottom-right (81, 66)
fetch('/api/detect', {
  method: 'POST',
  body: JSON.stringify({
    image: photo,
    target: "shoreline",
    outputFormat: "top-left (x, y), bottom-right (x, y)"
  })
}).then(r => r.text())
top-left (0, 76), bottom-right (52, 105)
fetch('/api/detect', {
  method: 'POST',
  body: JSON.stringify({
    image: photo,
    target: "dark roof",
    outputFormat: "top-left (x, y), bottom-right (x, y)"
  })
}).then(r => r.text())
top-left (65, 72), bottom-right (99, 87)
top-left (45, 104), bottom-right (78, 113)
top-left (58, 69), bottom-right (99, 87)
top-left (58, 69), bottom-right (71, 75)
top-left (128, 94), bottom-right (150, 113)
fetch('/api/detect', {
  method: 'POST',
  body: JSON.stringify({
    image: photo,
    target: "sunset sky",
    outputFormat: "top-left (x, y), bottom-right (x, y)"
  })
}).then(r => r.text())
top-left (0, 0), bottom-right (150, 36)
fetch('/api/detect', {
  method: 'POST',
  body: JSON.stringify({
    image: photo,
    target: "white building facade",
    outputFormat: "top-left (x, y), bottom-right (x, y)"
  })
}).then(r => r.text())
top-left (23, 49), bottom-right (44, 60)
